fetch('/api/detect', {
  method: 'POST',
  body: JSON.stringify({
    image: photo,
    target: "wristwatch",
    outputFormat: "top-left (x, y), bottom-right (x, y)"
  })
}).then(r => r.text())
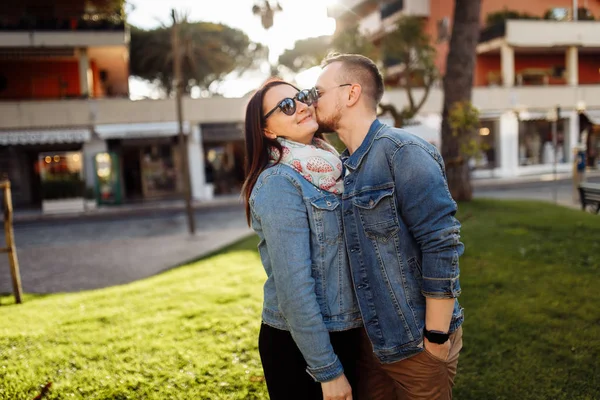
top-left (423, 327), bottom-right (450, 344)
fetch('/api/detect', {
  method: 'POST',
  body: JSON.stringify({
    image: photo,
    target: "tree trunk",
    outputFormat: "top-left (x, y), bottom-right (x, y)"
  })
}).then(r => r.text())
top-left (441, 0), bottom-right (481, 201)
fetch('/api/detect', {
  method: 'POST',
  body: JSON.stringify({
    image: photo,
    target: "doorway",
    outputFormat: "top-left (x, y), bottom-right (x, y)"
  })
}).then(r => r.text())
top-left (122, 147), bottom-right (143, 200)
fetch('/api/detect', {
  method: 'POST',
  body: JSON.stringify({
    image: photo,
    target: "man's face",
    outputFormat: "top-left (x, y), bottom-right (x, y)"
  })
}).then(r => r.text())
top-left (314, 62), bottom-right (346, 134)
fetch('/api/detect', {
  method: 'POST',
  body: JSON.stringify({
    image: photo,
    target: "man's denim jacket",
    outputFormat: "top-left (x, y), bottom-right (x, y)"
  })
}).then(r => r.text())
top-left (341, 119), bottom-right (464, 364)
top-left (249, 163), bottom-right (362, 382)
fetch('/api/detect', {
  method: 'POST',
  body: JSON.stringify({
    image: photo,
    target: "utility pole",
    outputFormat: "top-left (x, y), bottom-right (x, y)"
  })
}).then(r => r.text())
top-left (550, 106), bottom-right (561, 204)
top-left (252, 1), bottom-right (283, 77)
top-left (172, 9), bottom-right (196, 235)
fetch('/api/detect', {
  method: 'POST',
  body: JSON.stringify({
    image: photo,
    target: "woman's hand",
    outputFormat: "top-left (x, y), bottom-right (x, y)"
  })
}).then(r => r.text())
top-left (321, 373), bottom-right (353, 400)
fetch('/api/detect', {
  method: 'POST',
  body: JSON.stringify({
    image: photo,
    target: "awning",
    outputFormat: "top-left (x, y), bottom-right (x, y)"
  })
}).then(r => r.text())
top-left (582, 110), bottom-right (600, 125)
top-left (95, 122), bottom-right (190, 139)
top-left (516, 111), bottom-right (548, 121)
top-left (0, 128), bottom-right (91, 145)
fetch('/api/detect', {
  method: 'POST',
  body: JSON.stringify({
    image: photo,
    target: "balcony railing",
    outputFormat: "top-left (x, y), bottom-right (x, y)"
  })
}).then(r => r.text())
top-left (0, 15), bottom-right (125, 32)
top-left (479, 19), bottom-right (600, 48)
top-left (380, 0), bottom-right (404, 20)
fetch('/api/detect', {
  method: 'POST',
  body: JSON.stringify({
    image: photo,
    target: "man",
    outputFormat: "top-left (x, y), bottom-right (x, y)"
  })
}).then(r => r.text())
top-left (313, 53), bottom-right (464, 400)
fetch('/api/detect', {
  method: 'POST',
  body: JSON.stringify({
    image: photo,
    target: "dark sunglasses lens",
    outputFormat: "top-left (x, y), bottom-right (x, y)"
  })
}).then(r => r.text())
top-left (308, 88), bottom-right (319, 101)
top-left (280, 98), bottom-right (296, 115)
top-left (297, 90), bottom-right (313, 106)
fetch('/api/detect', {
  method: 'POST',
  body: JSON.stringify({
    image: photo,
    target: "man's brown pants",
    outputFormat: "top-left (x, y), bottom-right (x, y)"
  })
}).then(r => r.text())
top-left (356, 327), bottom-right (463, 400)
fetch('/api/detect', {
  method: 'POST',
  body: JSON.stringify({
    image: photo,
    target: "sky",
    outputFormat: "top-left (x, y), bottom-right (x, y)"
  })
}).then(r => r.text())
top-left (127, 0), bottom-right (338, 99)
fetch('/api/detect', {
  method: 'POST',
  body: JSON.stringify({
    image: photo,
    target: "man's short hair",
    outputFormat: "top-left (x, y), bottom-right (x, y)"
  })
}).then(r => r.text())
top-left (321, 52), bottom-right (384, 110)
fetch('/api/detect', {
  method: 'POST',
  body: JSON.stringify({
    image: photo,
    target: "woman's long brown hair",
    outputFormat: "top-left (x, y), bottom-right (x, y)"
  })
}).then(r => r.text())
top-left (242, 79), bottom-right (324, 226)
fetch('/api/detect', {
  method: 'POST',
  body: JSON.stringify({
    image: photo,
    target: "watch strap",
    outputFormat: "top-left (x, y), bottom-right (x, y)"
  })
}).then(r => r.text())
top-left (423, 327), bottom-right (450, 344)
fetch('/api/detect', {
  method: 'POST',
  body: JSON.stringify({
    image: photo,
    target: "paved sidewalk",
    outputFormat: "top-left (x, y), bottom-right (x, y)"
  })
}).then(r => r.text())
top-left (1, 205), bottom-right (254, 294)
top-left (0, 228), bottom-right (253, 294)
top-left (474, 173), bottom-right (600, 210)
top-left (472, 169), bottom-right (600, 189)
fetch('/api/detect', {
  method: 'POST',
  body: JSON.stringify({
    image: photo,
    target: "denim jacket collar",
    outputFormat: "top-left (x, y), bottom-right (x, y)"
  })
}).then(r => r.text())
top-left (341, 119), bottom-right (385, 171)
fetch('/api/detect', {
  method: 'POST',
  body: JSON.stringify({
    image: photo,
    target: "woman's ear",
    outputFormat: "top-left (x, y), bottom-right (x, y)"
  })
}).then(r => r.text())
top-left (264, 129), bottom-right (278, 140)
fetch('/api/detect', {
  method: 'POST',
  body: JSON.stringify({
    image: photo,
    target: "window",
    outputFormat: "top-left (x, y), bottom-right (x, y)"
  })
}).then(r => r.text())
top-left (470, 120), bottom-right (498, 170)
top-left (519, 119), bottom-right (570, 166)
top-left (437, 17), bottom-right (450, 43)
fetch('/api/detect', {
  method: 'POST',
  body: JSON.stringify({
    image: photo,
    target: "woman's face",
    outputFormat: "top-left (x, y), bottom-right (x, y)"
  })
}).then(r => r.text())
top-left (262, 84), bottom-right (318, 145)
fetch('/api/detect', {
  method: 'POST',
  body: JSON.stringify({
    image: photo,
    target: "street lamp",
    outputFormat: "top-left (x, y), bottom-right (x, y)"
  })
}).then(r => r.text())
top-left (171, 9), bottom-right (196, 235)
top-left (546, 106), bottom-right (561, 204)
top-left (574, 100), bottom-right (587, 201)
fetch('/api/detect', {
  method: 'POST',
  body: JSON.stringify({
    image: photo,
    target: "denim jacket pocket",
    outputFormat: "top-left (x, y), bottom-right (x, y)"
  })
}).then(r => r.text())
top-left (310, 195), bottom-right (342, 245)
top-left (352, 186), bottom-right (399, 242)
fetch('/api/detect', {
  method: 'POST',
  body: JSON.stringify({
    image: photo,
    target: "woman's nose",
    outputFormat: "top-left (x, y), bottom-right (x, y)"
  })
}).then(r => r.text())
top-left (296, 100), bottom-right (309, 113)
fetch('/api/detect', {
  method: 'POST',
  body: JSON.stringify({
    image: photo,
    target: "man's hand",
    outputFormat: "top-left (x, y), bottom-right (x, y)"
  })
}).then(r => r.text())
top-left (321, 373), bottom-right (353, 400)
top-left (424, 337), bottom-right (451, 361)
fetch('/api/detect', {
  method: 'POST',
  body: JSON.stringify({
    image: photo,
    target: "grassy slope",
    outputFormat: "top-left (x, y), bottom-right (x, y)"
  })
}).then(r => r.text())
top-left (1, 200), bottom-right (599, 399)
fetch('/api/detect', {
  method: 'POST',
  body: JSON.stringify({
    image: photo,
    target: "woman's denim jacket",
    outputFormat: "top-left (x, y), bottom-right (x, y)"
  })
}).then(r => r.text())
top-left (249, 163), bottom-right (362, 382)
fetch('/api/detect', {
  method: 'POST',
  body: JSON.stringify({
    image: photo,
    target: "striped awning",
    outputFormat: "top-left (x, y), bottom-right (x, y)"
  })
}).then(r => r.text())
top-left (0, 128), bottom-right (91, 145)
top-left (95, 122), bottom-right (190, 139)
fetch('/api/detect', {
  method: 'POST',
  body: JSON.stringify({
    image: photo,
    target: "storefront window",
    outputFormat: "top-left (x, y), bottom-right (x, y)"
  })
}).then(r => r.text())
top-left (141, 144), bottom-right (180, 197)
top-left (38, 151), bottom-right (84, 200)
top-left (204, 141), bottom-right (243, 195)
top-left (519, 119), bottom-right (569, 166)
top-left (470, 120), bottom-right (498, 170)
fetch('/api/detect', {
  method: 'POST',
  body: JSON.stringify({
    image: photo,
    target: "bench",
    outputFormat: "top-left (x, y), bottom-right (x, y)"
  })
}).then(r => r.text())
top-left (578, 182), bottom-right (600, 214)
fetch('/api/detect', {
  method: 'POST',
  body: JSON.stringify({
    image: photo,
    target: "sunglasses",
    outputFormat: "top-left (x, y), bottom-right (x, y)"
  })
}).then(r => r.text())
top-left (264, 89), bottom-right (317, 119)
top-left (312, 84), bottom-right (351, 99)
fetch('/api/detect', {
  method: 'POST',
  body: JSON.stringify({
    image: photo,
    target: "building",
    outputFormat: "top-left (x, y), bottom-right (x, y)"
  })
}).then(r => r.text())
top-left (328, 0), bottom-right (600, 178)
top-left (0, 0), bottom-right (247, 211)
top-left (4, 1), bottom-right (600, 214)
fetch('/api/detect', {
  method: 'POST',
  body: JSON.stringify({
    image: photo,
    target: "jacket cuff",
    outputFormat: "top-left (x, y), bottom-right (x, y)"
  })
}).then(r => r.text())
top-left (305, 356), bottom-right (344, 382)
top-left (421, 276), bottom-right (461, 298)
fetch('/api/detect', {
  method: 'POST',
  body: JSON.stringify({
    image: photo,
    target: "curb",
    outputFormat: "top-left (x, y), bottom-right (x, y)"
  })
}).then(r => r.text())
top-left (13, 197), bottom-right (244, 224)
top-left (472, 170), bottom-right (600, 190)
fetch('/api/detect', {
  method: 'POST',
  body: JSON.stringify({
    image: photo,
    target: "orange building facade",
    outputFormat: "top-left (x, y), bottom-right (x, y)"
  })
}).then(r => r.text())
top-left (0, 0), bottom-right (131, 209)
top-left (329, 0), bottom-right (600, 177)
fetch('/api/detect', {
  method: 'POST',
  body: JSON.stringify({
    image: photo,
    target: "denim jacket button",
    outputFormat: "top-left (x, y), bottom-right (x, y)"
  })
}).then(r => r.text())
top-left (326, 201), bottom-right (332, 206)
top-left (369, 199), bottom-right (374, 206)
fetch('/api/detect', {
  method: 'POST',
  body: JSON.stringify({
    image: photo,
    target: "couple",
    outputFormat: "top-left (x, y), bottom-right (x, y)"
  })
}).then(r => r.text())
top-left (242, 53), bottom-right (465, 400)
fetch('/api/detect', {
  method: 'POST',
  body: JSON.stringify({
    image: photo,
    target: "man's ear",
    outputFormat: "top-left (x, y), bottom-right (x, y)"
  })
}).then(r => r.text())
top-left (346, 84), bottom-right (362, 107)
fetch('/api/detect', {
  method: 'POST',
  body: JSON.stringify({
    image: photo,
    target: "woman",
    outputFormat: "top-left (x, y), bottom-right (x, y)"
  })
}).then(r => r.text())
top-left (242, 79), bottom-right (362, 400)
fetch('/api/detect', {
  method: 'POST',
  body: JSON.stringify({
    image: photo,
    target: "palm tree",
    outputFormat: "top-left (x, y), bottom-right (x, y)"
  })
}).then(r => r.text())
top-left (252, 1), bottom-right (283, 76)
top-left (440, 0), bottom-right (482, 201)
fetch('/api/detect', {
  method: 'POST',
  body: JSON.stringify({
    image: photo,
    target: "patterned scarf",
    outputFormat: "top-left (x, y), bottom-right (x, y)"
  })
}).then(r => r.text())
top-left (269, 137), bottom-right (344, 194)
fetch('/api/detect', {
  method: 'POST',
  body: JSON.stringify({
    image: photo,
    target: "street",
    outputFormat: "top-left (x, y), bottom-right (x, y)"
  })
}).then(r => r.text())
top-left (0, 204), bottom-right (251, 294)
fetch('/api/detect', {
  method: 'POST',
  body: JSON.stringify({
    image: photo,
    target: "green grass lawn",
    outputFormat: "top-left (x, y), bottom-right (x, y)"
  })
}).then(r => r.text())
top-left (1, 200), bottom-right (599, 400)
